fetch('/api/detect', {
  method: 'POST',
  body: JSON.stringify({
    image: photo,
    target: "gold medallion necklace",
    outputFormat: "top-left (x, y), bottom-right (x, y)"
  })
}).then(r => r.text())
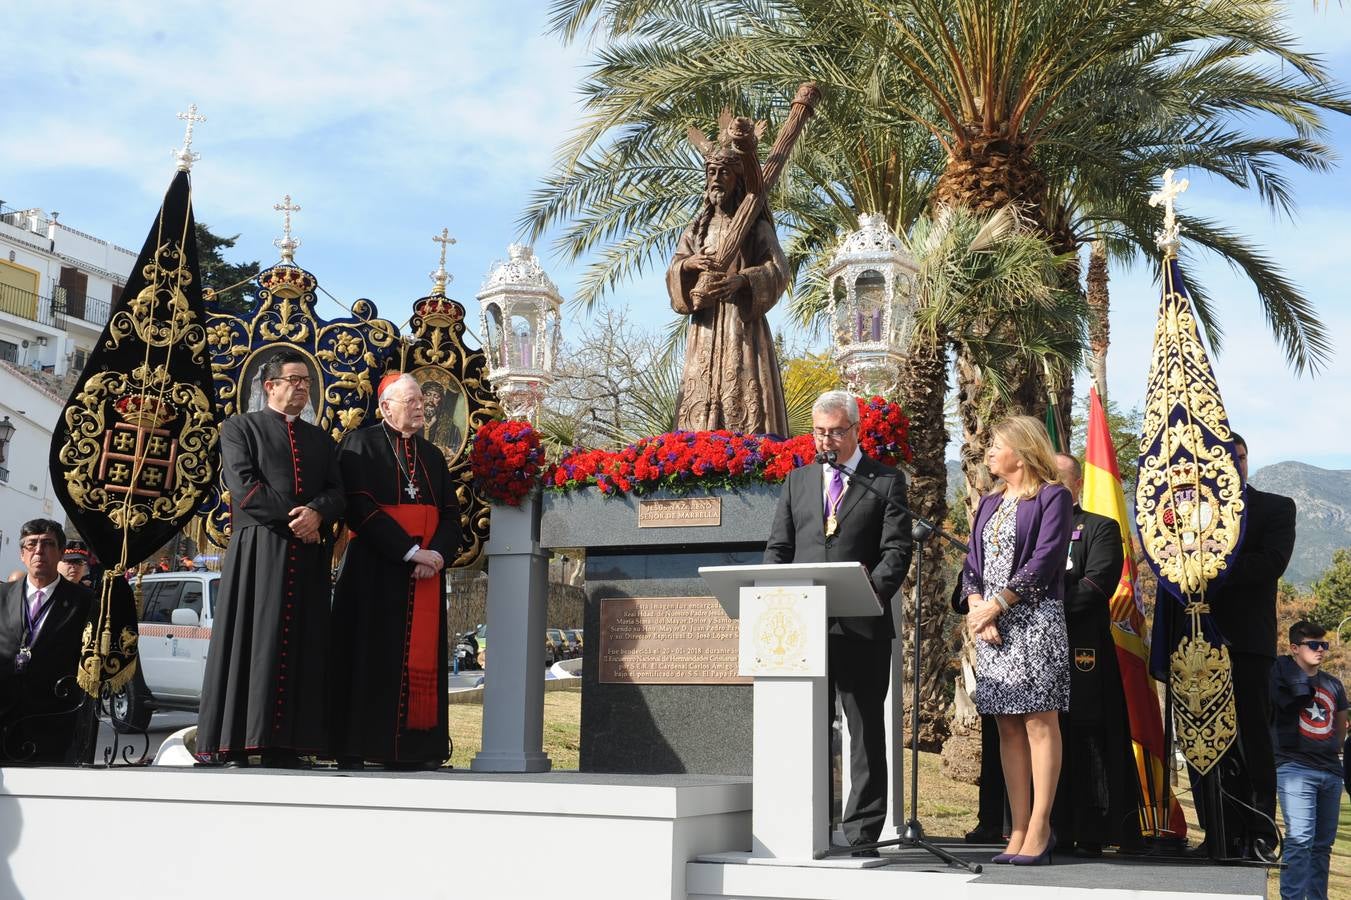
top-left (987, 493), bottom-right (1018, 556)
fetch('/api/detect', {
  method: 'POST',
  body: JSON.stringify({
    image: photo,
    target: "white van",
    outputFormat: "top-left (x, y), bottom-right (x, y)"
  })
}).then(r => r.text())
top-left (111, 570), bottom-right (219, 732)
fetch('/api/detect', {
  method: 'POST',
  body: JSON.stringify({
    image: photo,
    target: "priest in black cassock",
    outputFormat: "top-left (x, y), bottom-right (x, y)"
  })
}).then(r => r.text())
top-left (196, 349), bottom-right (344, 768)
top-left (1051, 453), bottom-right (1143, 856)
top-left (328, 373), bottom-right (459, 769)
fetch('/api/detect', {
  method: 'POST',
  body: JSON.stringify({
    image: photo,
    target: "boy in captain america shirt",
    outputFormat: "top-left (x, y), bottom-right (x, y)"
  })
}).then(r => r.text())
top-left (1271, 620), bottom-right (1348, 899)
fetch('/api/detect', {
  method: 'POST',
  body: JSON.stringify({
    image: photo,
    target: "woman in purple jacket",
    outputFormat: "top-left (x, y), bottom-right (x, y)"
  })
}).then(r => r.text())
top-left (961, 416), bottom-right (1073, 866)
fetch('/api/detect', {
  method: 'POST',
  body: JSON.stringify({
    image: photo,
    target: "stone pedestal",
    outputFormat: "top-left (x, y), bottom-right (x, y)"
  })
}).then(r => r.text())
top-left (541, 486), bottom-right (782, 775)
top-left (472, 494), bottom-right (552, 773)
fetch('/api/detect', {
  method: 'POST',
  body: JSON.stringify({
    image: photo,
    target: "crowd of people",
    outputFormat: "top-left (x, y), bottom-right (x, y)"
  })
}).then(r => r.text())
top-left (0, 368), bottom-right (1339, 890)
top-left (769, 390), bottom-right (1336, 892)
top-left (0, 350), bottom-right (462, 772)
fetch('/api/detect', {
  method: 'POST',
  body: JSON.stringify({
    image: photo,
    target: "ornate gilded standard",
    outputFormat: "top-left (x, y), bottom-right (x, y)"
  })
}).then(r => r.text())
top-left (396, 232), bottom-right (501, 567)
top-left (1136, 170), bottom-right (1244, 775)
top-left (51, 167), bottom-right (221, 697)
top-left (200, 253), bottom-right (401, 547)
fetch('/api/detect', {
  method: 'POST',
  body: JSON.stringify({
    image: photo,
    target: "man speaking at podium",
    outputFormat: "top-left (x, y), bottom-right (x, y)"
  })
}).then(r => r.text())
top-left (764, 390), bottom-right (913, 854)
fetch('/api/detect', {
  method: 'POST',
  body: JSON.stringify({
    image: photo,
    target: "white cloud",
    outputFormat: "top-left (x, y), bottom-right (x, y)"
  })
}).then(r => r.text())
top-left (3, 0), bottom-right (1349, 474)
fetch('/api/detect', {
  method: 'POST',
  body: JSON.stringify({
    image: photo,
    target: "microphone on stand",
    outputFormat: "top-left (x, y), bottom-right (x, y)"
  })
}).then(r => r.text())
top-left (815, 449), bottom-right (839, 467)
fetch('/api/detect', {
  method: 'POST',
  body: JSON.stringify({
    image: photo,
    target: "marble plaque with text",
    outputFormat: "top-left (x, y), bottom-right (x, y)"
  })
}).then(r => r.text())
top-left (599, 596), bottom-right (750, 684)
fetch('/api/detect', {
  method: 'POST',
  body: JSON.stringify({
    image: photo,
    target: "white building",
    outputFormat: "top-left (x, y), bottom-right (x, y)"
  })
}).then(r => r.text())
top-left (0, 199), bottom-right (136, 573)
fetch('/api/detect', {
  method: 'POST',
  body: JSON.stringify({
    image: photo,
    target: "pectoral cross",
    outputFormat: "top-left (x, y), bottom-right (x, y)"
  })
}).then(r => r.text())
top-left (273, 194), bottom-right (302, 263)
top-left (1149, 168), bottom-right (1189, 251)
top-left (173, 103), bottom-right (206, 172)
top-left (405, 480), bottom-right (419, 501)
top-left (430, 228), bottom-right (456, 294)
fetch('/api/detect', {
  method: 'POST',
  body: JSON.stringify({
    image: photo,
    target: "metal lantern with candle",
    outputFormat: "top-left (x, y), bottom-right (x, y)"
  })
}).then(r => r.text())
top-left (476, 244), bottom-right (562, 422)
top-left (824, 213), bottom-right (917, 397)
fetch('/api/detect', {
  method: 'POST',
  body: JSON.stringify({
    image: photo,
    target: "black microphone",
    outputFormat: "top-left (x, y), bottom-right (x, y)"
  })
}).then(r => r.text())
top-left (815, 449), bottom-right (839, 466)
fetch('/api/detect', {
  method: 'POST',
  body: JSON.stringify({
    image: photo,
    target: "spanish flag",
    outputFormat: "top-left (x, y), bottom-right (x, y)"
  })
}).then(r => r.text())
top-left (1081, 386), bottom-right (1186, 839)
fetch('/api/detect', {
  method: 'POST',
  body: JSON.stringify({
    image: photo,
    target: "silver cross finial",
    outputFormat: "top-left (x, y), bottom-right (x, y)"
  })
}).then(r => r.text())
top-left (273, 194), bottom-right (302, 263)
top-left (430, 228), bottom-right (457, 295)
top-left (1149, 168), bottom-right (1189, 252)
top-left (172, 103), bottom-right (207, 172)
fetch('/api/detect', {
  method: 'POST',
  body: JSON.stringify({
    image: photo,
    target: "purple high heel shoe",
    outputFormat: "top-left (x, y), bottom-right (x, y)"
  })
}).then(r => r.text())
top-left (1009, 831), bottom-right (1055, 866)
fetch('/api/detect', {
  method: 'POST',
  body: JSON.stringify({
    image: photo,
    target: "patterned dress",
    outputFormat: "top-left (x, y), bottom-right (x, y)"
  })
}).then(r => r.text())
top-left (974, 494), bottom-right (1071, 715)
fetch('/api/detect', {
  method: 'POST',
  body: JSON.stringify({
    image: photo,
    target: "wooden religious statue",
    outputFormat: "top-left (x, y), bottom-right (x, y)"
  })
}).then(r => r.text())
top-left (666, 83), bottom-right (820, 436)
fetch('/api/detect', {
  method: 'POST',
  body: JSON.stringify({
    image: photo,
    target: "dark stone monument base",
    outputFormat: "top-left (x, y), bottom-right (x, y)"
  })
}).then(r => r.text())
top-left (541, 486), bottom-right (780, 775)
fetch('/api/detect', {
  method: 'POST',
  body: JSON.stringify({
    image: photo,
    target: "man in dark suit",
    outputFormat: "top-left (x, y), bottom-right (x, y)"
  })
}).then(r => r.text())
top-left (1052, 454), bottom-right (1142, 856)
top-left (1199, 434), bottom-right (1296, 857)
top-left (764, 390), bottom-right (913, 853)
top-left (0, 519), bottom-right (93, 764)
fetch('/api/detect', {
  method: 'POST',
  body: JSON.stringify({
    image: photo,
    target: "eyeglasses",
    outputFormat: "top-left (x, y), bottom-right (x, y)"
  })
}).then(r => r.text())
top-left (1298, 640), bottom-right (1330, 652)
top-left (386, 399), bottom-right (426, 409)
top-left (811, 424), bottom-right (857, 440)
top-left (20, 538), bottom-right (60, 553)
top-left (268, 374), bottom-right (312, 387)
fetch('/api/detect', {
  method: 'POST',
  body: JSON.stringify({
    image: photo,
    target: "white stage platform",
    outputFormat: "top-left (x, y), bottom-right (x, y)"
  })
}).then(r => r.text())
top-left (0, 767), bottom-right (750, 900)
top-left (688, 849), bottom-right (1269, 900)
top-left (0, 767), bottom-right (1267, 900)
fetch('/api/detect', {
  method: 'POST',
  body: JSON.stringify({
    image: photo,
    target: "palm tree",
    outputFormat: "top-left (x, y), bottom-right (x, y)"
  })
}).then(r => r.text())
top-left (528, 0), bottom-right (1347, 739)
top-left (902, 204), bottom-right (1086, 746)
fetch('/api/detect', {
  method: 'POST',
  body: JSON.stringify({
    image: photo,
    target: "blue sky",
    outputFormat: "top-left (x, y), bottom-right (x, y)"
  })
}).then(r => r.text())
top-left (4, 1), bottom-right (1350, 473)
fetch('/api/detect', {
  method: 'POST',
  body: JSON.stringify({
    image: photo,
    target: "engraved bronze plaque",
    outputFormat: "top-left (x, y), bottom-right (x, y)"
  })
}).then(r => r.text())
top-left (599, 596), bottom-right (750, 684)
top-left (636, 496), bottom-right (721, 528)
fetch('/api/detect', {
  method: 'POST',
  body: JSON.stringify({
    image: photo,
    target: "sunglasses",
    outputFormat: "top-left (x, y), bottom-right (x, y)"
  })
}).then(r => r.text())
top-left (1298, 640), bottom-right (1330, 652)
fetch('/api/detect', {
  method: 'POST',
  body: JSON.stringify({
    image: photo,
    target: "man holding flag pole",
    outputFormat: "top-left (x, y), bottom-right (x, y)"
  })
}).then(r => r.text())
top-left (1081, 387), bottom-right (1187, 842)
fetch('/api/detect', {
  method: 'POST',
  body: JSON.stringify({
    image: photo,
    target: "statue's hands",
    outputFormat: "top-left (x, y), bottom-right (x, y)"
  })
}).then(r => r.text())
top-left (703, 272), bottom-right (748, 301)
top-left (682, 252), bottom-right (715, 273)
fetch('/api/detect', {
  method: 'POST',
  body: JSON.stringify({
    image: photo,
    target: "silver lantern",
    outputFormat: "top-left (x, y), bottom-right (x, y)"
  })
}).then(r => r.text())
top-left (477, 244), bottom-right (562, 422)
top-left (824, 213), bottom-right (917, 396)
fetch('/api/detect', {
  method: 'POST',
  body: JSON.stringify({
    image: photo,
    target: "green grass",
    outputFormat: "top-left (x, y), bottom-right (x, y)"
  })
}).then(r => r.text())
top-left (447, 690), bottom-right (581, 770)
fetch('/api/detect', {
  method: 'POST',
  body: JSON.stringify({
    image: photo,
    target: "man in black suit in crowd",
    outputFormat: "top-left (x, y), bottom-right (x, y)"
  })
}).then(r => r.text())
top-left (764, 390), bottom-right (913, 854)
top-left (0, 519), bottom-right (93, 764)
top-left (1052, 453), bottom-right (1142, 856)
top-left (1198, 434), bottom-right (1297, 857)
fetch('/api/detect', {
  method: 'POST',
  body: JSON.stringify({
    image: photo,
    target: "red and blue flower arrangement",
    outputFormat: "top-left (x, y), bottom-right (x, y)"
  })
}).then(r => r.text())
top-left (471, 396), bottom-right (911, 507)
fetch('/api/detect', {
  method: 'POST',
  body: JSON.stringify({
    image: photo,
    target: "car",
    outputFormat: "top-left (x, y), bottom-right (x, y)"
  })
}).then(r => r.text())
top-left (473, 623), bottom-right (487, 667)
top-left (566, 628), bottom-right (584, 657)
top-left (546, 628), bottom-right (567, 664)
top-left (111, 570), bottom-right (219, 733)
top-left (555, 628), bottom-right (581, 659)
top-left (464, 622), bottom-right (566, 669)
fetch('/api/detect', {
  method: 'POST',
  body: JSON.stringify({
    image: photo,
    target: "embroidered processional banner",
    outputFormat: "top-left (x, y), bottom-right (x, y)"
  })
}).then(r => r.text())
top-left (199, 260), bottom-right (401, 546)
top-left (1136, 172), bottom-right (1245, 775)
top-left (50, 169), bottom-right (221, 695)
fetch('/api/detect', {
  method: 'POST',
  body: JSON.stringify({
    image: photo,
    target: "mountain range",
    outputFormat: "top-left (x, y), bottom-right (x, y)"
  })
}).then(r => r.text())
top-left (1249, 461), bottom-right (1351, 587)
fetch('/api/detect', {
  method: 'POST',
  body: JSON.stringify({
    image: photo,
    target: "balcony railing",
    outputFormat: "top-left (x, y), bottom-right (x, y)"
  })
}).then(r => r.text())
top-left (0, 283), bottom-right (60, 329)
top-left (0, 283), bottom-right (111, 330)
top-left (56, 290), bottom-right (110, 327)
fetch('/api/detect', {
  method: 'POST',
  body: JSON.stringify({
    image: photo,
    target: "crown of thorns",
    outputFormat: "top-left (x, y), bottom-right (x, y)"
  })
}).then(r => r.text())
top-left (687, 111), bottom-right (767, 169)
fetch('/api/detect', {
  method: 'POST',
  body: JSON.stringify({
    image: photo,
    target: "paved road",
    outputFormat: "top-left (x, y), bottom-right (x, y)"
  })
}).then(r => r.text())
top-left (94, 710), bottom-right (196, 766)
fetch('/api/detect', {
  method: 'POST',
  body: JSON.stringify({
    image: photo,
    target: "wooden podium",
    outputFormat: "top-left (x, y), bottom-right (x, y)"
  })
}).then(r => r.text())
top-left (698, 562), bottom-right (885, 867)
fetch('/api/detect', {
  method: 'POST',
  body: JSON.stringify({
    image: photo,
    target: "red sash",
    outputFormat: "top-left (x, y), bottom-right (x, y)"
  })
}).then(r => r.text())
top-left (376, 503), bottom-right (440, 731)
